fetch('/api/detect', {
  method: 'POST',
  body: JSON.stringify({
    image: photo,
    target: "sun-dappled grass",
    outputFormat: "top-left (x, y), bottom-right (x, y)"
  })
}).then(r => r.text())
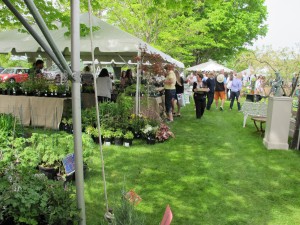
top-left (85, 98), bottom-right (300, 225)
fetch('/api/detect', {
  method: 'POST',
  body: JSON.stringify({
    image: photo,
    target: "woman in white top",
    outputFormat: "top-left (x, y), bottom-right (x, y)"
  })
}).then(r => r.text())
top-left (96, 68), bottom-right (113, 102)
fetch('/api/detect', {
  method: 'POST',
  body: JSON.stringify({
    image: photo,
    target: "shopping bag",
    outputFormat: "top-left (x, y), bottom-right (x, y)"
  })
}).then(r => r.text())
top-left (183, 93), bottom-right (190, 104)
top-left (177, 93), bottom-right (185, 107)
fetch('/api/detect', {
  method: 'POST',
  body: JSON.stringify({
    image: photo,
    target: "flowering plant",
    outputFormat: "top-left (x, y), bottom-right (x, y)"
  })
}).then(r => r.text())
top-left (155, 123), bottom-right (175, 142)
top-left (141, 124), bottom-right (158, 138)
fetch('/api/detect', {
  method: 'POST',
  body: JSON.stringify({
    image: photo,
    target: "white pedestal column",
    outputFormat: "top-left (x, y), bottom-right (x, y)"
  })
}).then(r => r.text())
top-left (263, 97), bottom-right (292, 150)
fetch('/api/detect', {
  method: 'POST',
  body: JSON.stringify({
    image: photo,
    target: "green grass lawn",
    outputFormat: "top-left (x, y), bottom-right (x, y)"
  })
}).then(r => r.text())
top-left (84, 99), bottom-right (300, 225)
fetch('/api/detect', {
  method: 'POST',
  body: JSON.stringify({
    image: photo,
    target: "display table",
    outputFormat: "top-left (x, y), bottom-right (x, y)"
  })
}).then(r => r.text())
top-left (0, 95), bottom-right (71, 129)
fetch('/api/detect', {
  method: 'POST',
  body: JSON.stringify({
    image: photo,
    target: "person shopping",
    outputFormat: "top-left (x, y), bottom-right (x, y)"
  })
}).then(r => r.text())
top-left (96, 68), bottom-right (113, 102)
top-left (229, 74), bottom-right (242, 111)
top-left (174, 70), bottom-right (184, 117)
top-left (193, 74), bottom-right (209, 119)
top-left (164, 64), bottom-right (176, 122)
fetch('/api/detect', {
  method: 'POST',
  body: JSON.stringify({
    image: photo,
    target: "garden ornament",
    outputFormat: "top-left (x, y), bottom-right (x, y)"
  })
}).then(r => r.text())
top-left (271, 71), bottom-right (283, 97)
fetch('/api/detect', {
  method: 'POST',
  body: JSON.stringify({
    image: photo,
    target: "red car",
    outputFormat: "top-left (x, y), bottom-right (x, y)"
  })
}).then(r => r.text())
top-left (0, 67), bottom-right (29, 83)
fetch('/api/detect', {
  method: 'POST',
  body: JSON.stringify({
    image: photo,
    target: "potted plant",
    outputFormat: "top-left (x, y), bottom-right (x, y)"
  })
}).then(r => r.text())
top-left (0, 166), bottom-right (79, 225)
top-left (34, 77), bottom-right (48, 96)
top-left (5, 81), bottom-right (14, 95)
top-left (130, 115), bottom-right (146, 138)
top-left (57, 83), bottom-right (67, 97)
top-left (85, 125), bottom-right (102, 143)
top-left (0, 82), bottom-right (7, 95)
top-left (21, 79), bottom-right (35, 96)
top-left (113, 129), bottom-right (124, 146)
top-left (67, 118), bottom-right (73, 133)
top-left (102, 129), bottom-right (113, 146)
top-left (60, 117), bottom-right (73, 133)
top-left (48, 83), bottom-right (58, 97)
top-left (141, 124), bottom-right (158, 145)
top-left (156, 123), bottom-right (175, 142)
top-left (60, 117), bottom-right (68, 132)
top-left (123, 131), bottom-right (134, 147)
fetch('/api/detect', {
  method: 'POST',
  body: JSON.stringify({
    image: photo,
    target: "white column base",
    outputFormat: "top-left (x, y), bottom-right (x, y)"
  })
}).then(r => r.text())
top-left (263, 138), bottom-right (289, 150)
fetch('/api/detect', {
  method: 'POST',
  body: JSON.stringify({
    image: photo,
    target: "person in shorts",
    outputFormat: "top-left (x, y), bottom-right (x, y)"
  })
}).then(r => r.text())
top-left (164, 64), bottom-right (176, 122)
top-left (214, 73), bottom-right (226, 111)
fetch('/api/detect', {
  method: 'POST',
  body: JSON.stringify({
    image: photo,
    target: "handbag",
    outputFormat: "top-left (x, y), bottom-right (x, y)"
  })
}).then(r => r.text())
top-left (177, 93), bottom-right (185, 107)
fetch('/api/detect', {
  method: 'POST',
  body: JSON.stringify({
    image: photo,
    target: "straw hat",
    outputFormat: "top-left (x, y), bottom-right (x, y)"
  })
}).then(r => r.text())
top-left (217, 74), bottom-right (224, 83)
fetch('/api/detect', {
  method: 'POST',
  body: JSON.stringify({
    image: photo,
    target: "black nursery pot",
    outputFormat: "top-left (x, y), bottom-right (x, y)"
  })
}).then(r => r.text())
top-left (114, 137), bottom-right (123, 146)
top-left (38, 165), bottom-right (59, 180)
top-left (92, 136), bottom-right (101, 144)
top-left (146, 137), bottom-right (156, 145)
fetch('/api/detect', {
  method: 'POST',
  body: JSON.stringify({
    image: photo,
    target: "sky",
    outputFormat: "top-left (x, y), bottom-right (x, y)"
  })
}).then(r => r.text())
top-left (253, 0), bottom-right (300, 49)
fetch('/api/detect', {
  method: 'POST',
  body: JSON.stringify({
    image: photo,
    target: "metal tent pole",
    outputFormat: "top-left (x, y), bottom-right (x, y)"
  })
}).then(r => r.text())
top-left (87, 1), bottom-right (109, 213)
top-left (71, 1), bottom-right (86, 225)
top-left (24, 0), bottom-right (73, 78)
top-left (135, 50), bottom-right (142, 115)
top-left (2, 0), bottom-right (64, 72)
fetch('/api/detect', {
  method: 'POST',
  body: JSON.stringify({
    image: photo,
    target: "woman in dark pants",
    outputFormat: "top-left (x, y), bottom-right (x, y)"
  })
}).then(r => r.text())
top-left (193, 74), bottom-right (208, 119)
top-left (205, 72), bottom-right (215, 110)
top-left (174, 70), bottom-right (184, 117)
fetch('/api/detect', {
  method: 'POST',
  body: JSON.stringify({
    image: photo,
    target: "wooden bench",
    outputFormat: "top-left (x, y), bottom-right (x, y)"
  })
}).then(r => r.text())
top-left (241, 101), bottom-right (268, 127)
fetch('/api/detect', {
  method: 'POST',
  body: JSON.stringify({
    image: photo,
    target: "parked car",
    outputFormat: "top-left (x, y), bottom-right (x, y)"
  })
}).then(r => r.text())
top-left (0, 67), bottom-right (29, 83)
top-left (43, 64), bottom-right (62, 81)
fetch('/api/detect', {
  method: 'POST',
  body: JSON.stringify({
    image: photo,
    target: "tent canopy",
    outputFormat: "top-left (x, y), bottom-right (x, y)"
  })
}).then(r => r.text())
top-left (186, 59), bottom-right (232, 72)
top-left (0, 13), bottom-right (184, 68)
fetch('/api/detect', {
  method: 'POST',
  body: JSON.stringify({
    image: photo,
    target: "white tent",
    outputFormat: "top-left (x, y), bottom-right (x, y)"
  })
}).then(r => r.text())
top-left (186, 59), bottom-right (232, 72)
top-left (0, 13), bottom-right (184, 68)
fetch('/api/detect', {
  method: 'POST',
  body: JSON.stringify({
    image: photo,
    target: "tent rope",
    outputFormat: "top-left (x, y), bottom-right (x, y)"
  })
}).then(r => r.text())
top-left (87, 0), bottom-right (109, 214)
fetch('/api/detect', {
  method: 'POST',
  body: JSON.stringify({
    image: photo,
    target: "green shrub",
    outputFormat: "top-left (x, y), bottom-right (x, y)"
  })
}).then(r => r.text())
top-left (0, 166), bottom-right (79, 225)
top-left (113, 129), bottom-right (124, 138)
top-left (124, 131), bottom-right (134, 140)
top-left (0, 113), bottom-right (23, 136)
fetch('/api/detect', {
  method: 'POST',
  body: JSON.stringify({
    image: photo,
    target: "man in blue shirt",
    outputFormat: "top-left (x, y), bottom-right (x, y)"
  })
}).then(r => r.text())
top-left (230, 74), bottom-right (242, 111)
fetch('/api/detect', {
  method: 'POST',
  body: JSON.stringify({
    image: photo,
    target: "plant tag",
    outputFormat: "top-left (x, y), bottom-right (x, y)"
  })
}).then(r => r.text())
top-left (62, 153), bottom-right (75, 175)
top-left (160, 205), bottom-right (173, 225)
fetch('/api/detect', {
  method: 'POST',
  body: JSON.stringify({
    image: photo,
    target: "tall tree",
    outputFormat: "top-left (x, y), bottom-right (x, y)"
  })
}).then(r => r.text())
top-left (0, 0), bottom-right (65, 30)
top-left (100, 0), bottom-right (267, 66)
top-left (0, 0), bottom-right (267, 66)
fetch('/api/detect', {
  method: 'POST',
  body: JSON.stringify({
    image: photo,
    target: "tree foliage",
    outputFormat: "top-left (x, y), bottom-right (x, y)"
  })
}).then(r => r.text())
top-left (0, 0), bottom-right (65, 30)
top-left (99, 0), bottom-right (267, 66)
top-left (228, 46), bottom-right (300, 83)
top-left (0, 0), bottom-right (267, 66)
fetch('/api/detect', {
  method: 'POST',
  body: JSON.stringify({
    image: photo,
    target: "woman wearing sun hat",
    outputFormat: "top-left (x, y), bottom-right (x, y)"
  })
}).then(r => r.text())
top-left (214, 71), bottom-right (227, 111)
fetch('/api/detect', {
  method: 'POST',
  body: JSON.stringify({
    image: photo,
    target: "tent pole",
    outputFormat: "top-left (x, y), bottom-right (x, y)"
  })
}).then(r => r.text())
top-left (118, 54), bottom-right (131, 68)
top-left (2, 0), bottom-right (64, 72)
top-left (71, 1), bottom-right (86, 225)
top-left (87, 0), bottom-right (109, 214)
top-left (135, 50), bottom-right (141, 115)
top-left (24, 0), bottom-right (73, 78)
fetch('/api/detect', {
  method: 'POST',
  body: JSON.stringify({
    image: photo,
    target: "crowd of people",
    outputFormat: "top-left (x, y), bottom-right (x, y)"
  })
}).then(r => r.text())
top-left (30, 59), bottom-right (270, 121)
top-left (163, 67), bottom-right (269, 121)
